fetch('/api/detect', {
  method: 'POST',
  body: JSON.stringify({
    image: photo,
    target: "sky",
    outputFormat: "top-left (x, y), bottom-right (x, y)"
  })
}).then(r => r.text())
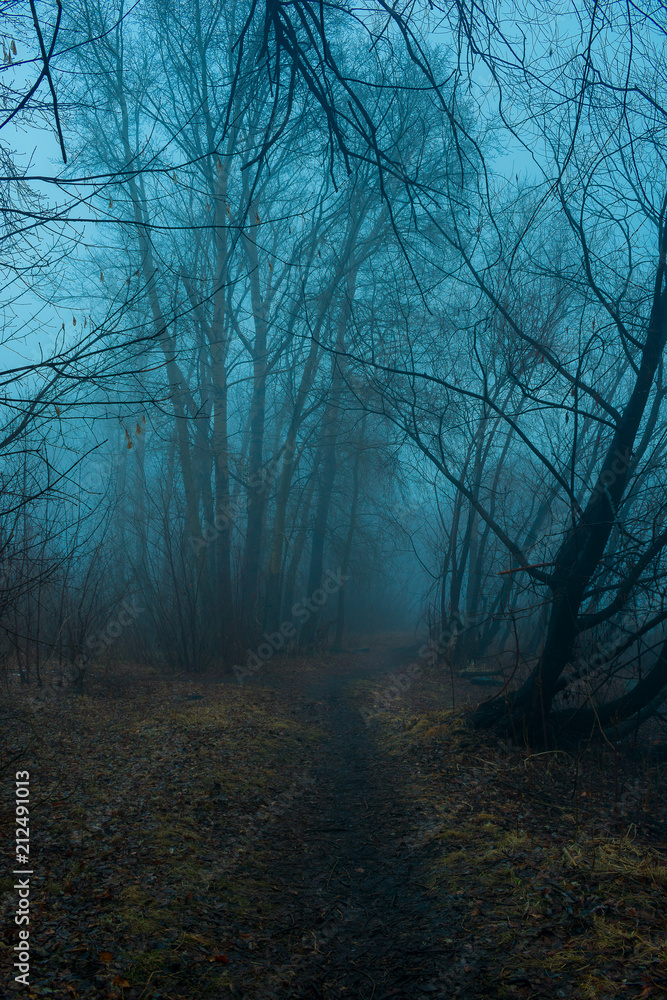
top-left (0, 1), bottom-right (658, 371)
top-left (1, 18), bottom-right (100, 370)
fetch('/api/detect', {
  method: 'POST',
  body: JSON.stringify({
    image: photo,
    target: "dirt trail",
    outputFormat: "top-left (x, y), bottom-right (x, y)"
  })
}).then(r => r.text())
top-left (236, 640), bottom-right (461, 999)
top-left (7, 633), bottom-right (666, 999)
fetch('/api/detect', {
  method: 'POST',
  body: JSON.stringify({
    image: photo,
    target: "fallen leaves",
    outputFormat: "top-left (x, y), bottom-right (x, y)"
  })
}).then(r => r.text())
top-left (3, 646), bottom-right (666, 1000)
top-left (376, 694), bottom-right (667, 999)
top-left (0, 664), bottom-right (321, 998)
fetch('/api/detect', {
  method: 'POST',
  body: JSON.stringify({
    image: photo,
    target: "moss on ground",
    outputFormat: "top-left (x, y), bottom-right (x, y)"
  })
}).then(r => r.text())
top-left (372, 702), bottom-right (667, 999)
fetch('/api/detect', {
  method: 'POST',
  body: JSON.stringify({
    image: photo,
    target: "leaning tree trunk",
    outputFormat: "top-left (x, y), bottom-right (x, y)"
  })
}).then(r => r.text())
top-left (472, 237), bottom-right (667, 740)
top-left (553, 630), bottom-right (667, 736)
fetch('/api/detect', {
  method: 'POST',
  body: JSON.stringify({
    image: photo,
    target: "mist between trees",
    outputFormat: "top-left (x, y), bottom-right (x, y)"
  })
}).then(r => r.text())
top-left (234, 567), bottom-right (349, 684)
top-left (2, 0), bottom-right (667, 745)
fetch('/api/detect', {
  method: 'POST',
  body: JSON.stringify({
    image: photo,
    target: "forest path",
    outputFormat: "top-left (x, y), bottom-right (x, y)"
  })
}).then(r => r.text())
top-left (234, 637), bottom-right (461, 999)
top-left (9, 634), bottom-right (665, 999)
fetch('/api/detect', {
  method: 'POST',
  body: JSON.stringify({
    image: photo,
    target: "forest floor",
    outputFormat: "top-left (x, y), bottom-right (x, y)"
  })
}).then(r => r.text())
top-left (2, 633), bottom-right (667, 999)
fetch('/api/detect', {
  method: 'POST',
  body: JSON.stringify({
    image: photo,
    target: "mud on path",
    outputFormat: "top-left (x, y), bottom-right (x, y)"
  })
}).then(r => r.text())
top-left (228, 638), bottom-right (466, 999)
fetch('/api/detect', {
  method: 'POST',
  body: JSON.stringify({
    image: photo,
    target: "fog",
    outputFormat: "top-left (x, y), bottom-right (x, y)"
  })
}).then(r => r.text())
top-left (5, 5), bottom-right (667, 998)
top-left (2, 0), bottom-right (667, 739)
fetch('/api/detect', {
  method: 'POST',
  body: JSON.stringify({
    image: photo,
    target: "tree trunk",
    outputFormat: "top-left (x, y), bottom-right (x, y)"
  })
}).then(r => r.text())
top-left (240, 191), bottom-right (269, 640)
top-left (472, 243), bottom-right (667, 738)
top-left (281, 455), bottom-right (320, 622)
top-left (299, 276), bottom-right (355, 648)
top-left (264, 337), bottom-right (321, 631)
top-left (334, 414), bottom-right (366, 647)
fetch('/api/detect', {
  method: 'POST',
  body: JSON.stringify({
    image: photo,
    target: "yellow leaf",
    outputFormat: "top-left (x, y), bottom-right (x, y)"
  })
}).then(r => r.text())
top-left (136, 423), bottom-right (141, 434)
top-left (99, 951), bottom-right (113, 963)
top-left (72, 316), bottom-right (76, 326)
top-left (127, 441), bottom-right (132, 449)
